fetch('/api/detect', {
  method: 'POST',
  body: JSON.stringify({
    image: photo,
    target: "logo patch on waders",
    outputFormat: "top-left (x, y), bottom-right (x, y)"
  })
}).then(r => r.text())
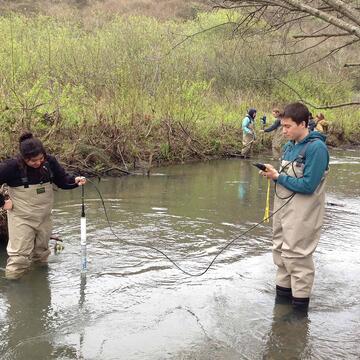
top-left (36, 187), bottom-right (46, 194)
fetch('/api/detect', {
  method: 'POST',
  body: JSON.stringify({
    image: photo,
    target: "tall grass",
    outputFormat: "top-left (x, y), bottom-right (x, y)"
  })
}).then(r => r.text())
top-left (0, 11), bottom-right (358, 172)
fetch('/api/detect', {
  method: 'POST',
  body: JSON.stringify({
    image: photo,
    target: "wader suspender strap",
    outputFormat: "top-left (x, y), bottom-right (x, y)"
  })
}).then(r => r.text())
top-left (247, 115), bottom-right (253, 126)
top-left (295, 139), bottom-right (318, 166)
top-left (17, 158), bottom-right (54, 188)
top-left (42, 161), bottom-right (54, 184)
top-left (17, 159), bottom-right (29, 188)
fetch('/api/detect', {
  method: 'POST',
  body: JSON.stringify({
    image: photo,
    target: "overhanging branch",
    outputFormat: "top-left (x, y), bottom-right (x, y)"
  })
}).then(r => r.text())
top-left (344, 63), bottom-right (360, 67)
top-left (275, 77), bottom-right (360, 109)
top-left (293, 32), bottom-right (351, 38)
top-left (218, 1), bottom-right (360, 38)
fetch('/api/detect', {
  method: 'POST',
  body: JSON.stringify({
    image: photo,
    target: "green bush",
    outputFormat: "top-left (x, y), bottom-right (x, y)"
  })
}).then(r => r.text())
top-left (0, 11), bottom-right (358, 168)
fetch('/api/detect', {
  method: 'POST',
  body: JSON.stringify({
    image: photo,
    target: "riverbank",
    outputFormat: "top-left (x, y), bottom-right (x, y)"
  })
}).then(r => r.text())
top-left (0, 141), bottom-right (358, 246)
top-left (1, 115), bottom-right (356, 178)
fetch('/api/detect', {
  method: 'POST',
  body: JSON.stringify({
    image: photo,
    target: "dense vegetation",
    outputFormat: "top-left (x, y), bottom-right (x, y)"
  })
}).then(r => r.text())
top-left (0, 10), bottom-right (359, 174)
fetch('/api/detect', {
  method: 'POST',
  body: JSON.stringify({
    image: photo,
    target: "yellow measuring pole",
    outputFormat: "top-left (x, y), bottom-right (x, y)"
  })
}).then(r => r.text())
top-left (263, 178), bottom-right (271, 222)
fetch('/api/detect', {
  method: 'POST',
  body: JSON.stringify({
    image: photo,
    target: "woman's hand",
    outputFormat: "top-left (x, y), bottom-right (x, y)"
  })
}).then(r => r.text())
top-left (3, 199), bottom-right (13, 210)
top-left (75, 176), bottom-right (87, 186)
top-left (259, 164), bottom-right (279, 181)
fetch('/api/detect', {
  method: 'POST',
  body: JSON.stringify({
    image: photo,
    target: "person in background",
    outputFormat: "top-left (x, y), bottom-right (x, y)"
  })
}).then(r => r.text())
top-left (315, 113), bottom-right (329, 133)
top-left (262, 108), bottom-right (284, 160)
top-left (241, 108), bottom-right (257, 158)
top-left (259, 102), bottom-right (329, 313)
top-left (308, 112), bottom-right (316, 131)
top-left (0, 132), bottom-right (86, 280)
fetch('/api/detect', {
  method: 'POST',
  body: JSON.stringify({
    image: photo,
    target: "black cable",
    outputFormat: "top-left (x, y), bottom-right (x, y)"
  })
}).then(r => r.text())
top-left (81, 185), bottom-right (85, 218)
top-left (85, 178), bottom-right (295, 277)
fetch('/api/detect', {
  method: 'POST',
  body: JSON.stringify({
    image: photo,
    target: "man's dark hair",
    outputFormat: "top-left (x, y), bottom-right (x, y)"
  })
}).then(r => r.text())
top-left (283, 102), bottom-right (310, 127)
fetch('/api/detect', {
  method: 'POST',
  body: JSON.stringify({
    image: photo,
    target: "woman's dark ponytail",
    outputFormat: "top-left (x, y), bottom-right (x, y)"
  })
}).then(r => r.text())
top-left (19, 132), bottom-right (34, 143)
top-left (19, 132), bottom-right (46, 160)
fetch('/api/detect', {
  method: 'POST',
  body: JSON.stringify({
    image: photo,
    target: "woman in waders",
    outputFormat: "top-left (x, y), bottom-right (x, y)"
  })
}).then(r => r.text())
top-left (241, 108), bottom-right (257, 158)
top-left (0, 132), bottom-right (86, 280)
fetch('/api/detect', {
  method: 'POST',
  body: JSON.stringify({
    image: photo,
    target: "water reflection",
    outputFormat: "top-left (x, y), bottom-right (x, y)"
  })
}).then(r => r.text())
top-left (0, 256), bottom-right (81, 359)
top-left (238, 182), bottom-right (247, 200)
top-left (0, 151), bottom-right (359, 359)
top-left (263, 298), bottom-right (310, 360)
top-left (1, 268), bottom-right (53, 360)
top-left (79, 274), bottom-right (87, 308)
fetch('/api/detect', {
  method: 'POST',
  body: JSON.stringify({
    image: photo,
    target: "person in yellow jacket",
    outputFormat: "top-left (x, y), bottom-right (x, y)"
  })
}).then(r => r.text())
top-left (315, 113), bottom-right (329, 133)
top-left (259, 102), bottom-right (329, 312)
top-left (0, 132), bottom-right (86, 280)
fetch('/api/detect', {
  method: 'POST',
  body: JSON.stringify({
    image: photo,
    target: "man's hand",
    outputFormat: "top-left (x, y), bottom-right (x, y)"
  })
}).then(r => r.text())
top-left (75, 176), bottom-right (87, 186)
top-left (259, 164), bottom-right (279, 181)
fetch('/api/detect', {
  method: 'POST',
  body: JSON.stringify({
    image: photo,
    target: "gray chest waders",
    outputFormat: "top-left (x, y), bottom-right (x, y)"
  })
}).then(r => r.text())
top-left (271, 126), bottom-right (284, 160)
top-left (6, 182), bottom-right (54, 279)
top-left (272, 141), bottom-right (328, 298)
top-left (241, 116), bottom-right (254, 157)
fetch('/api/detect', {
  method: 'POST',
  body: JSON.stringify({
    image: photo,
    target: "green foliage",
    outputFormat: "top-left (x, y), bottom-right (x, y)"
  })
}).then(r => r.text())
top-left (159, 143), bottom-right (171, 160)
top-left (0, 11), bottom-right (358, 165)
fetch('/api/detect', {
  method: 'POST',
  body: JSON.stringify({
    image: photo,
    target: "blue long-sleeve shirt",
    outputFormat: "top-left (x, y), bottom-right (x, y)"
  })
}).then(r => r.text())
top-left (277, 132), bottom-right (329, 194)
top-left (264, 118), bottom-right (281, 133)
top-left (242, 116), bottom-right (254, 135)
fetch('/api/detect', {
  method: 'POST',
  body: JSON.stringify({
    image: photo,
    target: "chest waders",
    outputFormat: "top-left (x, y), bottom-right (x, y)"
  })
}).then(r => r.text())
top-left (272, 141), bottom-right (327, 298)
top-left (241, 117), bottom-right (254, 158)
top-left (5, 165), bottom-right (54, 280)
top-left (271, 126), bottom-right (284, 160)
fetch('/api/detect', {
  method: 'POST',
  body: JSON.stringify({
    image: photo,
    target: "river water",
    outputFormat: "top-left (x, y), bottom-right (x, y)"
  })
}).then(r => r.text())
top-left (0, 149), bottom-right (359, 360)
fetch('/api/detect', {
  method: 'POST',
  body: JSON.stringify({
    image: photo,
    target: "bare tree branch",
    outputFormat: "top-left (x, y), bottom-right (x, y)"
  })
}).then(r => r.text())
top-left (307, 101), bottom-right (360, 109)
top-left (295, 38), bottom-right (360, 72)
top-left (274, 77), bottom-right (360, 109)
top-left (218, 1), bottom-right (360, 38)
top-left (283, 0), bottom-right (360, 38)
top-left (169, 21), bottom-right (238, 54)
top-left (344, 63), bottom-right (360, 67)
top-left (215, 1), bottom-right (360, 70)
top-left (211, 1), bottom-right (360, 108)
top-left (270, 14), bottom-right (310, 31)
top-left (293, 32), bottom-right (352, 38)
top-left (322, 0), bottom-right (360, 27)
top-left (270, 37), bottom-right (330, 56)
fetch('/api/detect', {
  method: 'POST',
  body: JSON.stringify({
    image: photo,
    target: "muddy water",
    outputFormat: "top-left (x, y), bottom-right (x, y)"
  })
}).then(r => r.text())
top-left (0, 149), bottom-right (359, 359)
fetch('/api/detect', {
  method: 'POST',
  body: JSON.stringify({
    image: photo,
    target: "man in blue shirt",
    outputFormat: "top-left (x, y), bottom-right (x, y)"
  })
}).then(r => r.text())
top-left (262, 108), bottom-right (284, 160)
top-left (260, 102), bottom-right (329, 312)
